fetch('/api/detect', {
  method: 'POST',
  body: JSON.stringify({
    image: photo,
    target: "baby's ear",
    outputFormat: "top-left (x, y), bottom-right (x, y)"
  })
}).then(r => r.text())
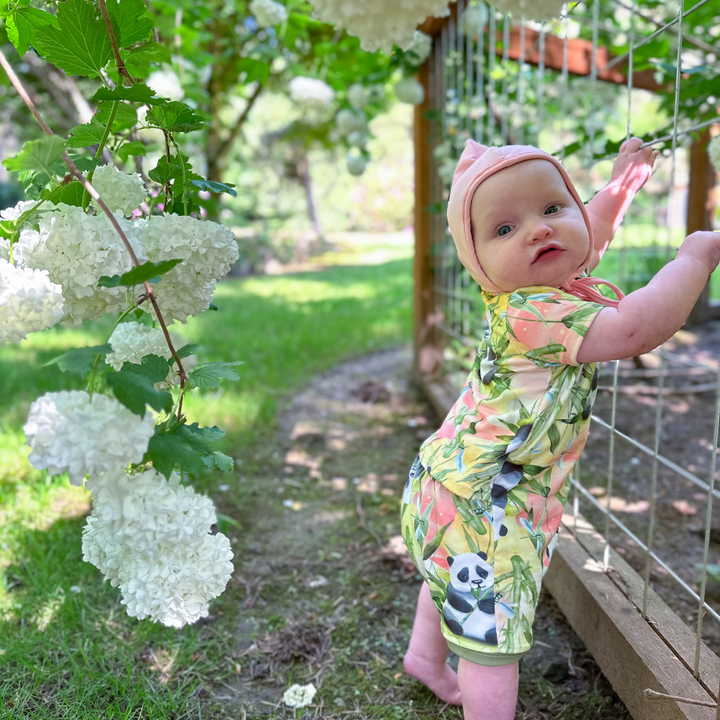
top-left (477, 551), bottom-right (488, 561)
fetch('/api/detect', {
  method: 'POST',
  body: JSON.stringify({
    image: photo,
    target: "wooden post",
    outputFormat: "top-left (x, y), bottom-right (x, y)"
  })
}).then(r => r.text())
top-left (687, 130), bottom-right (717, 325)
top-left (414, 59), bottom-right (442, 377)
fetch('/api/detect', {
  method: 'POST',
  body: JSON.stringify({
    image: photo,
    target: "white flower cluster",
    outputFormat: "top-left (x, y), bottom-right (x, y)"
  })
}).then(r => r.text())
top-left (488, 0), bottom-right (565, 20)
top-left (1, 200), bottom-right (39, 261)
top-left (395, 77), bottom-right (425, 105)
top-left (335, 109), bottom-right (367, 135)
top-left (347, 83), bottom-right (367, 110)
top-left (23, 390), bottom-right (155, 486)
top-left (250, 0), bottom-right (288, 27)
top-left (461, 5), bottom-right (488, 36)
top-left (15, 204), bottom-right (146, 325)
top-left (81, 469), bottom-right (234, 627)
top-left (91, 164), bottom-right (147, 216)
top-left (106, 321), bottom-right (172, 371)
top-left (709, 136), bottom-right (720, 173)
top-left (146, 70), bottom-right (185, 102)
top-left (0, 259), bottom-right (65, 343)
top-left (288, 76), bottom-right (335, 110)
top-left (307, 0), bottom-right (451, 53)
top-left (346, 152), bottom-right (367, 176)
top-left (136, 214), bottom-right (239, 324)
top-left (405, 30), bottom-right (432, 65)
top-left (282, 683), bottom-right (317, 709)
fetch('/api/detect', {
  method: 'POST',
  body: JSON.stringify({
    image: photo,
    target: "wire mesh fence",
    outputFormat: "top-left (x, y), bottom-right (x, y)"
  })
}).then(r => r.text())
top-left (417, 0), bottom-right (720, 700)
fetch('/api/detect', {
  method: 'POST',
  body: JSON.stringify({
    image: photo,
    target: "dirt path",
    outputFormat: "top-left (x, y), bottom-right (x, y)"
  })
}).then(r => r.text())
top-left (213, 347), bottom-right (630, 719)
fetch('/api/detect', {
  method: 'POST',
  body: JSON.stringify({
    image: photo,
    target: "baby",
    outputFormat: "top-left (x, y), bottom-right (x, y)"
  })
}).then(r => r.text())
top-left (400, 137), bottom-right (720, 720)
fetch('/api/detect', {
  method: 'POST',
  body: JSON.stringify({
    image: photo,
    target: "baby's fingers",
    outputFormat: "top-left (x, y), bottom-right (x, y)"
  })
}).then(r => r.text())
top-left (620, 137), bottom-right (644, 153)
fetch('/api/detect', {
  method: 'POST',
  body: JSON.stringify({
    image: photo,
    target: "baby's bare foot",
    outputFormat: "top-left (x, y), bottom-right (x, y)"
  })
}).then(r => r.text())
top-left (403, 651), bottom-right (463, 705)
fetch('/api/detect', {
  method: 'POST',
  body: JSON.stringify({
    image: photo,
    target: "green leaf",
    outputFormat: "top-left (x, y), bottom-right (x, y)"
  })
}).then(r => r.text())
top-left (145, 102), bottom-right (205, 134)
top-left (45, 344), bottom-right (112, 376)
top-left (67, 117), bottom-right (106, 148)
top-left (188, 362), bottom-right (243, 389)
top-left (237, 58), bottom-right (270, 84)
top-left (122, 353), bottom-right (170, 383)
top-left (52, 181), bottom-right (86, 207)
top-left (116, 141), bottom-right (147, 163)
top-left (97, 101), bottom-right (138, 133)
top-left (176, 423), bottom-right (225, 454)
top-left (33, 0), bottom-right (112, 78)
top-left (4, 6), bottom-right (59, 57)
top-left (3, 136), bottom-right (66, 181)
top-left (145, 434), bottom-right (205, 478)
top-left (209, 452), bottom-right (234, 471)
top-left (91, 85), bottom-right (163, 104)
top-left (105, 0), bottom-right (154, 48)
top-left (107, 367), bottom-right (173, 417)
top-left (190, 179), bottom-right (237, 197)
top-left (214, 512), bottom-right (241, 531)
top-left (119, 41), bottom-right (172, 78)
top-left (148, 154), bottom-right (192, 185)
top-left (99, 258), bottom-right (182, 288)
top-left (175, 343), bottom-right (200, 361)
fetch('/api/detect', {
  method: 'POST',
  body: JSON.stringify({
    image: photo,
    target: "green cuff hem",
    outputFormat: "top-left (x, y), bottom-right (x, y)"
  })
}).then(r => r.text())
top-left (447, 641), bottom-right (526, 667)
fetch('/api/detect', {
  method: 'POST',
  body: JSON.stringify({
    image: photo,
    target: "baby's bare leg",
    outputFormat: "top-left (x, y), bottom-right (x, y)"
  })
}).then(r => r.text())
top-left (457, 659), bottom-right (519, 720)
top-left (403, 583), bottom-right (462, 705)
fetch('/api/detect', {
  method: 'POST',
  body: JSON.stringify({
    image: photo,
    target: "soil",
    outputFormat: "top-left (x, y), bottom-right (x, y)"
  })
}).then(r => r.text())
top-left (579, 320), bottom-right (720, 654)
top-left (210, 347), bottom-right (630, 719)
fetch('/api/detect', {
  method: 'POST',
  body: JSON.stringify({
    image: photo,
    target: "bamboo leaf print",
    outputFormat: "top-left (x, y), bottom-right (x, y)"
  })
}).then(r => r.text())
top-left (524, 343), bottom-right (567, 361)
top-left (547, 424), bottom-right (560, 455)
top-left (422, 521), bottom-right (453, 561)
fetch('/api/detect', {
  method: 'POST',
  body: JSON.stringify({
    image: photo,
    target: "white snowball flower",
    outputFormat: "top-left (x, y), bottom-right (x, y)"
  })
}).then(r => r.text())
top-left (0, 239), bottom-right (8, 262)
top-left (288, 77), bottom-right (335, 110)
top-left (346, 131), bottom-right (368, 149)
top-left (91, 164), bottom-right (147, 216)
top-left (106, 322), bottom-right (172, 371)
top-left (135, 214), bottom-right (238, 324)
top-left (307, 0), bottom-right (452, 53)
top-left (346, 152), bottom-right (367, 176)
top-left (0, 199), bottom-right (38, 223)
top-left (146, 70), bottom-right (185, 102)
top-left (23, 390), bottom-right (155, 486)
top-left (488, 0), bottom-right (565, 20)
top-left (335, 109), bottom-right (367, 135)
top-left (15, 204), bottom-right (147, 325)
top-left (81, 469), bottom-right (234, 628)
top-left (405, 30), bottom-right (432, 64)
top-left (709, 136), bottom-right (720, 173)
top-left (347, 83), bottom-right (367, 110)
top-left (461, 4), bottom-right (488, 36)
top-left (283, 683), bottom-right (317, 709)
top-left (0, 259), bottom-right (65, 343)
top-left (395, 77), bottom-right (425, 105)
top-left (249, 0), bottom-right (288, 27)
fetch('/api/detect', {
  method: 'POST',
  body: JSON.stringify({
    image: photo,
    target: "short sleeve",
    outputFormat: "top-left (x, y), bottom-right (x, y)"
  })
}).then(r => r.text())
top-left (502, 289), bottom-right (604, 366)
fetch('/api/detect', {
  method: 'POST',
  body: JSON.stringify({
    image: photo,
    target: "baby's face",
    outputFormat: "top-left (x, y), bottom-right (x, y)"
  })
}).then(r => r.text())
top-left (470, 160), bottom-right (590, 292)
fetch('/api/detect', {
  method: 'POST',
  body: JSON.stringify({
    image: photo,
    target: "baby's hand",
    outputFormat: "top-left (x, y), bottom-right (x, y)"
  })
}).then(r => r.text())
top-left (610, 137), bottom-right (659, 192)
top-left (677, 231), bottom-right (720, 274)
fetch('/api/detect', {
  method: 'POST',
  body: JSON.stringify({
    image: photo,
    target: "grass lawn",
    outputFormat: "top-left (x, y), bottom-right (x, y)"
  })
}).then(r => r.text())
top-left (0, 238), bottom-right (413, 720)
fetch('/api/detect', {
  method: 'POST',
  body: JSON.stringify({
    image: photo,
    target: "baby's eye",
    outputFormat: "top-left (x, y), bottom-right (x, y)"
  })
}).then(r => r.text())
top-left (545, 205), bottom-right (561, 215)
top-left (497, 225), bottom-right (512, 237)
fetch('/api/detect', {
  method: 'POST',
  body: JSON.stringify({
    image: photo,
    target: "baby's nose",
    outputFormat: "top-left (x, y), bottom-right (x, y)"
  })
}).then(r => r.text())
top-left (530, 221), bottom-right (553, 242)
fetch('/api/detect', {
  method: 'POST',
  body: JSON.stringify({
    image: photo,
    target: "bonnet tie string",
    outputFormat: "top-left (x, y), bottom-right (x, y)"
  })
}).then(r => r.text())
top-left (559, 276), bottom-right (625, 308)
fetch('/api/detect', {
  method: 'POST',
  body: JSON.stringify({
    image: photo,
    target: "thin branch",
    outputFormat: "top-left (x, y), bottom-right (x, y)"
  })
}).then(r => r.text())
top-left (0, 47), bottom-right (188, 388)
top-left (97, 0), bottom-right (135, 85)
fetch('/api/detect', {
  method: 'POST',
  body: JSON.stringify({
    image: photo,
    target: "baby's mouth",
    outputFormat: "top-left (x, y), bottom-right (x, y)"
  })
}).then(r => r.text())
top-left (533, 244), bottom-right (564, 264)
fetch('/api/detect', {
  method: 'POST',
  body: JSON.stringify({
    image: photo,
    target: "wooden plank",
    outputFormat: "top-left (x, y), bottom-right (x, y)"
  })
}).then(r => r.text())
top-left (558, 512), bottom-right (720, 701)
top-left (687, 130), bottom-right (717, 325)
top-left (417, 376), bottom-right (457, 420)
top-left (413, 60), bottom-right (441, 378)
top-left (545, 523), bottom-right (717, 719)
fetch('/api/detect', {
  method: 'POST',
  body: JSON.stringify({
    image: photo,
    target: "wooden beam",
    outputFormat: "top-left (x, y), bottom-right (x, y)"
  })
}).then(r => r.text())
top-left (544, 516), bottom-right (717, 719)
top-left (414, 62), bottom-right (442, 378)
top-left (687, 130), bottom-right (717, 325)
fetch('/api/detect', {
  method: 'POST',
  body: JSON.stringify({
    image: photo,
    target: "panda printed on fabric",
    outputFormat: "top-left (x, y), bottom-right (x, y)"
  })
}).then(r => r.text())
top-left (442, 551), bottom-right (497, 645)
top-left (490, 423), bottom-right (533, 538)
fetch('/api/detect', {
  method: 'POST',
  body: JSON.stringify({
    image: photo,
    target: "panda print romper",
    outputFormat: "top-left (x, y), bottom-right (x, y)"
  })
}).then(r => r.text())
top-left (401, 287), bottom-right (603, 666)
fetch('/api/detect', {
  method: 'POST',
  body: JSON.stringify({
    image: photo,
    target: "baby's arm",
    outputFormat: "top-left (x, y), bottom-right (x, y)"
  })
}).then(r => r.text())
top-left (585, 138), bottom-right (659, 271)
top-left (577, 231), bottom-right (720, 363)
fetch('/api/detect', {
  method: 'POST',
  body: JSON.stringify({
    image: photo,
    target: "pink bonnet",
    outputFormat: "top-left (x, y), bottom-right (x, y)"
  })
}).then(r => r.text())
top-left (446, 139), bottom-right (596, 294)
